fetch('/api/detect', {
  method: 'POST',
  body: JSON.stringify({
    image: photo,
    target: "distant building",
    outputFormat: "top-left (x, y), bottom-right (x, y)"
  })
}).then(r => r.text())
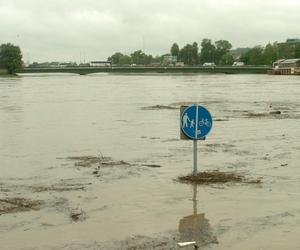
top-left (286, 38), bottom-right (300, 44)
top-left (149, 63), bottom-right (161, 67)
top-left (176, 62), bottom-right (184, 67)
top-left (272, 58), bottom-right (300, 75)
top-left (230, 48), bottom-right (251, 61)
top-left (78, 63), bottom-right (90, 67)
top-left (272, 59), bottom-right (286, 69)
top-left (273, 58), bottom-right (300, 68)
top-left (163, 55), bottom-right (177, 65)
top-left (203, 62), bottom-right (216, 67)
top-left (49, 62), bottom-right (60, 67)
top-left (232, 62), bottom-right (245, 66)
top-left (59, 62), bottom-right (77, 68)
top-left (90, 61), bottom-right (112, 67)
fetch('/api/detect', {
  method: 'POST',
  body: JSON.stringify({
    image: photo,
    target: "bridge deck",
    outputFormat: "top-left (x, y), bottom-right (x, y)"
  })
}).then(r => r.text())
top-left (18, 66), bottom-right (271, 75)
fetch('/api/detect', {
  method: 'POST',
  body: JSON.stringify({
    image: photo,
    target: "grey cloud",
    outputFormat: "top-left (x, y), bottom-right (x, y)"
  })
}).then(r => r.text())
top-left (0, 0), bottom-right (299, 62)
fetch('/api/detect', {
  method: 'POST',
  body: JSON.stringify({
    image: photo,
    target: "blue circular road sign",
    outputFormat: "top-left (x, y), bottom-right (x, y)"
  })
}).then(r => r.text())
top-left (181, 105), bottom-right (213, 140)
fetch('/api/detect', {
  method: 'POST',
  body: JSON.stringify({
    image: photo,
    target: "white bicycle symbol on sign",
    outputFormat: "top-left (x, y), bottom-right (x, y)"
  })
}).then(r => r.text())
top-left (199, 118), bottom-right (211, 127)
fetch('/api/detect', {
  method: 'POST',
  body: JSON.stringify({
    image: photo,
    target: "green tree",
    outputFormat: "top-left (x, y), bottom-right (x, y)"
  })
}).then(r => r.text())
top-left (108, 52), bottom-right (124, 65)
top-left (192, 42), bottom-right (199, 65)
top-left (263, 43), bottom-right (278, 65)
top-left (130, 50), bottom-right (152, 65)
top-left (294, 44), bottom-right (300, 58)
top-left (119, 55), bottom-right (132, 65)
top-left (200, 39), bottom-right (216, 64)
top-left (278, 43), bottom-right (294, 59)
top-left (0, 43), bottom-right (23, 74)
top-left (215, 40), bottom-right (232, 64)
top-left (145, 54), bottom-right (153, 65)
top-left (131, 50), bottom-right (144, 65)
top-left (109, 50), bottom-right (154, 65)
top-left (242, 46), bottom-right (264, 65)
top-left (179, 44), bottom-right (193, 65)
top-left (219, 52), bottom-right (234, 65)
top-left (178, 42), bottom-right (199, 65)
top-left (170, 43), bottom-right (180, 57)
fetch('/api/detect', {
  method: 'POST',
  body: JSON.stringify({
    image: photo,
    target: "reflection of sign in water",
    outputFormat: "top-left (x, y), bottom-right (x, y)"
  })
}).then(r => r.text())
top-left (181, 105), bottom-right (212, 140)
top-left (179, 213), bottom-right (212, 244)
top-left (177, 185), bottom-right (218, 248)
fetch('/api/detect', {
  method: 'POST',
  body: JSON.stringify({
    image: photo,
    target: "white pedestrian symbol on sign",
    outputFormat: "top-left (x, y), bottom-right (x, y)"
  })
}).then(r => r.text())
top-left (190, 119), bottom-right (195, 128)
top-left (182, 113), bottom-right (190, 128)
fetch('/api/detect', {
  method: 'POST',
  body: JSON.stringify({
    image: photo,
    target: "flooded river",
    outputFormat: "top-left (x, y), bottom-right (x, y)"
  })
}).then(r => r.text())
top-left (0, 74), bottom-right (300, 249)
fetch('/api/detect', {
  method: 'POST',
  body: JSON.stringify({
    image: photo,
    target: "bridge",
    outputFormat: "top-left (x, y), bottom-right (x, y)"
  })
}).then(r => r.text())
top-left (17, 66), bottom-right (271, 75)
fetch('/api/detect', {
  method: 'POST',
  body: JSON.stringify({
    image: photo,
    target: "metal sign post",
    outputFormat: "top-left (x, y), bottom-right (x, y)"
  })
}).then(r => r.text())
top-left (193, 140), bottom-right (197, 175)
top-left (180, 105), bottom-right (213, 175)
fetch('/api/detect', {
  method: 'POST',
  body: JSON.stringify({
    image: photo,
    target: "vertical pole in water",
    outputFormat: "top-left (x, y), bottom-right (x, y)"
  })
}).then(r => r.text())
top-left (193, 140), bottom-right (197, 175)
top-left (193, 105), bottom-right (199, 175)
top-left (193, 184), bottom-right (197, 215)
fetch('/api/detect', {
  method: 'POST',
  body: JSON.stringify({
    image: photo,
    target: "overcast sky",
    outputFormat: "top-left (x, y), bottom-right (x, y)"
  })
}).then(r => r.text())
top-left (1, 0), bottom-right (299, 63)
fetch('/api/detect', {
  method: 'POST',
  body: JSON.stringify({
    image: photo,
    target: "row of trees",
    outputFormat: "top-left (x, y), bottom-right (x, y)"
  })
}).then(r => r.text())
top-left (1, 40), bottom-right (299, 72)
top-left (241, 42), bottom-right (300, 65)
top-left (170, 39), bottom-right (233, 65)
top-left (108, 39), bottom-right (234, 66)
top-left (0, 43), bottom-right (23, 74)
top-left (108, 50), bottom-right (163, 66)
top-left (109, 39), bottom-right (300, 66)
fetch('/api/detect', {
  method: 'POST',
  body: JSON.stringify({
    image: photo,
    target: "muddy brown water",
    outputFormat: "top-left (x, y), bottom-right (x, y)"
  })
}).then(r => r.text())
top-left (0, 74), bottom-right (300, 249)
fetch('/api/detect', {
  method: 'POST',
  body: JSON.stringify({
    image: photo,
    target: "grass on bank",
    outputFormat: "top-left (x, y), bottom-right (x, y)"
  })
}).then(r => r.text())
top-left (0, 73), bottom-right (19, 77)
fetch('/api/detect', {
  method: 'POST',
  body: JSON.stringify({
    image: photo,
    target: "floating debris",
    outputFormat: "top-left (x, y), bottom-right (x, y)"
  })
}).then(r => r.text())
top-left (70, 208), bottom-right (86, 222)
top-left (269, 110), bottom-right (281, 115)
top-left (169, 101), bottom-right (199, 108)
top-left (65, 155), bottom-right (110, 168)
top-left (101, 160), bottom-right (131, 167)
top-left (244, 112), bottom-right (269, 118)
top-left (65, 155), bottom-right (131, 168)
top-left (142, 164), bottom-right (161, 168)
top-left (92, 170), bottom-right (99, 175)
top-left (31, 183), bottom-right (88, 193)
top-left (214, 118), bottom-right (229, 122)
top-left (0, 182), bottom-right (10, 193)
top-left (243, 110), bottom-right (291, 119)
top-left (177, 241), bottom-right (196, 247)
top-left (30, 180), bottom-right (92, 193)
top-left (0, 197), bottom-right (43, 215)
top-left (141, 104), bottom-right (178, 110)
top-left (177, 171), bottom-right (262, 184)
